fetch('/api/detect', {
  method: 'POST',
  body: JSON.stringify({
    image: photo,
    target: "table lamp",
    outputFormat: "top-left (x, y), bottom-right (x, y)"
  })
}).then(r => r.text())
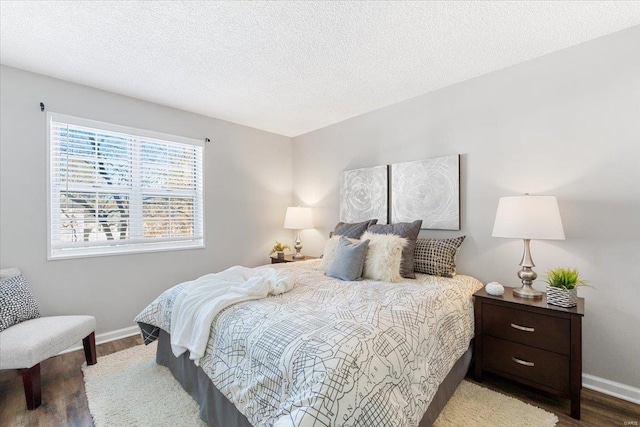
top-left (284, 207), bottom-right (314, 259)
top-left (492, 194), bottom-right (565, 298)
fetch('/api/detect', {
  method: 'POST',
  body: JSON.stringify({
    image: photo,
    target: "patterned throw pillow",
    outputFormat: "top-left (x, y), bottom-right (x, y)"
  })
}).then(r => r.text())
top-left (367, 220), bottom-right (422, 279)
top-left (333, 219), bottom-right (378, 239)
top-left (0, 274), bottom-right (41, 332)
top-left (326, 237), bottom-right (370, 281)
top-left (413, 236), bottom-right (466, 278)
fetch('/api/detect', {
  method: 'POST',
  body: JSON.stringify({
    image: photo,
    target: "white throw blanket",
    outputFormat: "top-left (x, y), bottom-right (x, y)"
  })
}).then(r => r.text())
top-left (170, 266), bottom-right (295, 364)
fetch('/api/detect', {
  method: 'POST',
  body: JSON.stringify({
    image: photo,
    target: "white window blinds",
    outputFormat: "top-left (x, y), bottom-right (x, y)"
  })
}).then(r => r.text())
top-left (48, 113), bottom-right (204, 259)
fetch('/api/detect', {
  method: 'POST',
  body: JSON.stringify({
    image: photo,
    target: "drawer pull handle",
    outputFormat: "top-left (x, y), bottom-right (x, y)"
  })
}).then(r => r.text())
top-left (512, 357), bottom-right (535, 367)
top-left (511, 323), bottom-right (534, 332)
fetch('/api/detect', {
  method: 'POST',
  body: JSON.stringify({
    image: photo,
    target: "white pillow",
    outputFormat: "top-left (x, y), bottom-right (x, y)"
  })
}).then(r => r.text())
top-left (361, 231), bottom-right (407, 283)
top-left (320, 236), bottom-right (359, 271)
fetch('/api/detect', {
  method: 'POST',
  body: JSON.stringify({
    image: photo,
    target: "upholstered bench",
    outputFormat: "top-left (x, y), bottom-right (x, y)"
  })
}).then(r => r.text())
top-left (0, 269), bottom-right (97, 409)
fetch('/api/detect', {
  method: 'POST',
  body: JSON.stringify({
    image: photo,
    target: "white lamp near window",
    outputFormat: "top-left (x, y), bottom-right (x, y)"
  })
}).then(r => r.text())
top-left (284, 207), bottom-right (314, 259)
top-left (492, 194), bottom-right (565, 299)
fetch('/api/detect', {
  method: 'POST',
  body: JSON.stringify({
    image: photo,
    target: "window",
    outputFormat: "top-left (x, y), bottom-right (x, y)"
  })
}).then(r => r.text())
top-left (48, 113), bottom-right (204, 259)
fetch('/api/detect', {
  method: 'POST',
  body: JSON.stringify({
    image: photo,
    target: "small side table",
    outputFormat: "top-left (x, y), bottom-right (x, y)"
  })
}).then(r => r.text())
top-left (473, 287), bottom-right (584, 419)
top-left (270, 254), bottom-right (318, 264)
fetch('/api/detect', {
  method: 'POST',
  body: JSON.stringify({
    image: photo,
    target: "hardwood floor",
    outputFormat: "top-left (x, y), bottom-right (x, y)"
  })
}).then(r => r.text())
top-left (0, 335), bottom-right (142, 427)
top-left (1, 335), bottom-right (638, 426)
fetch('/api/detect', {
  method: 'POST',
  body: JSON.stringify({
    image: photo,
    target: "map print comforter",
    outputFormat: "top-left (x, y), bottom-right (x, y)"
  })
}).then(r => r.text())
top-left (135, 260), bottom-right (483, 427)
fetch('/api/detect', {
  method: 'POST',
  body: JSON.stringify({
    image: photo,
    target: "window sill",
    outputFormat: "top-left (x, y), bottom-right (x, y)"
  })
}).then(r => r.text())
top-left (48, 241), bottom-right (205, 260)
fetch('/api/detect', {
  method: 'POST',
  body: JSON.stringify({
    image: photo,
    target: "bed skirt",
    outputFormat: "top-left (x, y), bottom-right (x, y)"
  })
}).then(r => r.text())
top-left (156, 329), bottom-right (472, 427)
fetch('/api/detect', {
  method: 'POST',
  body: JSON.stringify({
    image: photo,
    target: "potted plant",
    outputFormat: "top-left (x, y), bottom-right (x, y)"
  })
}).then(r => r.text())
top-left (544, 267), bottom-right (589, 308)
top-left (270, 241), bottom-right (291, 259)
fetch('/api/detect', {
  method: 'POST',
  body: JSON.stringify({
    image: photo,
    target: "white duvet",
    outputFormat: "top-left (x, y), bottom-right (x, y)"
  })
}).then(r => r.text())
top-left (170, 266), bottom-right (295, 364)
top-left (136, 260), bottom-right (483, 427)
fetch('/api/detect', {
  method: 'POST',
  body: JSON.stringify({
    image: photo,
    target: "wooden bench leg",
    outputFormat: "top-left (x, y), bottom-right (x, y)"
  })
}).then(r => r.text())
top-left (20, 364), bottom-right (41, 410)
top-left (83, 331), bottom-right (97, 365)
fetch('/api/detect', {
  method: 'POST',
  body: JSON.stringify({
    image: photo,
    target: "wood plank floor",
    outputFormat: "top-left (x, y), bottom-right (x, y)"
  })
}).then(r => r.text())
top-left (1, 335), bottom-right (638, 426)
top-left (0, 335), bottom-right (142, 427)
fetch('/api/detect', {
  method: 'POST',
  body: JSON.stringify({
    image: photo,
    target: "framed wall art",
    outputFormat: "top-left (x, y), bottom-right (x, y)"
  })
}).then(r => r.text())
top-left (340, 165), bottom-right (388, 225)
top-left (390, 154), bottom-right (460, 230)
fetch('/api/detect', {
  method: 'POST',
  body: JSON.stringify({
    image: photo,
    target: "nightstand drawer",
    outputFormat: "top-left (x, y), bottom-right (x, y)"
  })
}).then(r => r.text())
top-left (483, 303), bottom-right (570, 354)
top-left (484, 335), bottom-right (570, 393)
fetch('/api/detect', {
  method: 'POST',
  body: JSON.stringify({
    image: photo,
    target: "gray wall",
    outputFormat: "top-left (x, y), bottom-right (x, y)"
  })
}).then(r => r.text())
top-left (292, 27), bottom-right (640, 388)
top-left (0, 65), bottom-right (293, 334)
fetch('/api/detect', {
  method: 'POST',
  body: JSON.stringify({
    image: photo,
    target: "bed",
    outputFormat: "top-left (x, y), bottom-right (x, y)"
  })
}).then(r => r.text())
top-left (136, 258), bottom-right (482, 427)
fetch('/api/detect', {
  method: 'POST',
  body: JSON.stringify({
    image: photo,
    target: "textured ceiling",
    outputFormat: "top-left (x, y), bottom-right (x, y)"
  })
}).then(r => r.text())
top-left (1, 1), bottom-right (639, 137)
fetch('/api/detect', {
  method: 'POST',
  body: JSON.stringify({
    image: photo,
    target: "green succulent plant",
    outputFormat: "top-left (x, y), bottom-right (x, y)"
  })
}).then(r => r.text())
top-left (544, 267), bottom-right (590, 290)
top-left (270, 241), bottom-right (291, 254)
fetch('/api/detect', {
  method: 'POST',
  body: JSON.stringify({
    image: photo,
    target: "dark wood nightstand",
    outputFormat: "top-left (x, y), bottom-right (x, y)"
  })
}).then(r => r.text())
top-left (270, 254), bottom-right (318, 264)
top-left (474, 287), bottom-right (585, 419)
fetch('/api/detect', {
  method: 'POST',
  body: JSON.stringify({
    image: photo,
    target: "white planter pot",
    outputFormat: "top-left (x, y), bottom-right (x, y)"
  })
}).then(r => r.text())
top-left (546, 286), bottom-right (578, 308)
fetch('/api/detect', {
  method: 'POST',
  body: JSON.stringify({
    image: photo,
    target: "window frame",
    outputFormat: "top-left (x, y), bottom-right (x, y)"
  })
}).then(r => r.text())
top-left (46, 112), bottom-right (205, 260)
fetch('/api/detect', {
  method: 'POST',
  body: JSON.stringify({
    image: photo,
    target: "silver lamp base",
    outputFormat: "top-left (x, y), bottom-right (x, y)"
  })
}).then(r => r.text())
top-left (513, 283), bottom-right (543, 299)
top-left (293, 232), bottom-right (304, 259)
top-left (513, 240), bottom-right (543, 299)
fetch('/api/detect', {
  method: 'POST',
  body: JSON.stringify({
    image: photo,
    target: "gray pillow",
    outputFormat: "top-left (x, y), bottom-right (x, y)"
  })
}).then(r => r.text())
top-left (0, 274), bottom-right (40, 332)
top-left (326, 237), bottom-right (370, 281)
top-left (333, 219), bottom-right (378, 239)
top-left (414, 236), bottom-right (466, 277)
top-left (367, 220), bottom-right (422, 279)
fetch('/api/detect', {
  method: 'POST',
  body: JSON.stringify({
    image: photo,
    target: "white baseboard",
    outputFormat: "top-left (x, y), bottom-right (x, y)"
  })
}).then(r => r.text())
top-left (583, 373), bottom-right (640, 405)
top-left (58, 325), bottom-right (640, 406)
top-left (58, 325), bottom-right (140, 356)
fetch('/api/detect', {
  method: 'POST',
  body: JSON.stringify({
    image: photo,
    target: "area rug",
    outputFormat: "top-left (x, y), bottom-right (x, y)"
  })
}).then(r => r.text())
top-left (83, 343), bottom-right (558, 427)
top-left (433, 380), bottom-right (558, 427)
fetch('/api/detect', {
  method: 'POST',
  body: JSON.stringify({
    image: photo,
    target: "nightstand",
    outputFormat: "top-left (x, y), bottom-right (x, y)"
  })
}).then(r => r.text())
top-left (270, 254), bottom-right (317, 264)
top-left (474, 287), bottom-right (585, 419)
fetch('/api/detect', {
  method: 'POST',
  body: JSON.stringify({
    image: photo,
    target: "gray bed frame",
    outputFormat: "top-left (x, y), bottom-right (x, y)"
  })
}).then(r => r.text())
top-left (156, 329), bottom-right (472, 427)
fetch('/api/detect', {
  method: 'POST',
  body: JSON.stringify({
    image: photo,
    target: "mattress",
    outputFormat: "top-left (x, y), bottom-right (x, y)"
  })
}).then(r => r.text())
top-left (136, 259), bottom-right (483, 427)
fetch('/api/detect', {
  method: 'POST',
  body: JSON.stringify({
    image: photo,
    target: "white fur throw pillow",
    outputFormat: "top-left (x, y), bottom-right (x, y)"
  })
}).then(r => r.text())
top-left (320, 236), bottom-right (359, 271)
top-left (361, 232), bottom-right (407, 282)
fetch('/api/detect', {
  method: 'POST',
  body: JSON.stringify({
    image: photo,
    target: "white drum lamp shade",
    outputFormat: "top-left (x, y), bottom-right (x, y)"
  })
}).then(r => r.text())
top-left (284, 207), bottom-right (313, 259)
top-left (284, 207), bottom-right (314, 230)
top-left (492, 195), bottom-right (565, 240)
top-left (492, 195), bottom-right (565, 299)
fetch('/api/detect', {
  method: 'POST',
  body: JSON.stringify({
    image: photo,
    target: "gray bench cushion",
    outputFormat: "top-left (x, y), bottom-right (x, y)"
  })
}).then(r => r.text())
top-left (0, 315), bottom-right (96, 369)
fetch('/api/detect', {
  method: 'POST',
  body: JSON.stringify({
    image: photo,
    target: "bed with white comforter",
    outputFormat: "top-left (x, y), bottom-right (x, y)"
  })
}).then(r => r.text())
top-left (135, 259), bottom-right (483, 427)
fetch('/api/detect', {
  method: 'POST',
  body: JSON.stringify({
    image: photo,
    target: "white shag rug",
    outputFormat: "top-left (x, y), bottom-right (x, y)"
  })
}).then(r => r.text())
top-left (434, 380), bottom-right (559, 427)
top-left (82, 342), bottom-right (206, 427)
top-left (83, 343), bottom-right (558, 427)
